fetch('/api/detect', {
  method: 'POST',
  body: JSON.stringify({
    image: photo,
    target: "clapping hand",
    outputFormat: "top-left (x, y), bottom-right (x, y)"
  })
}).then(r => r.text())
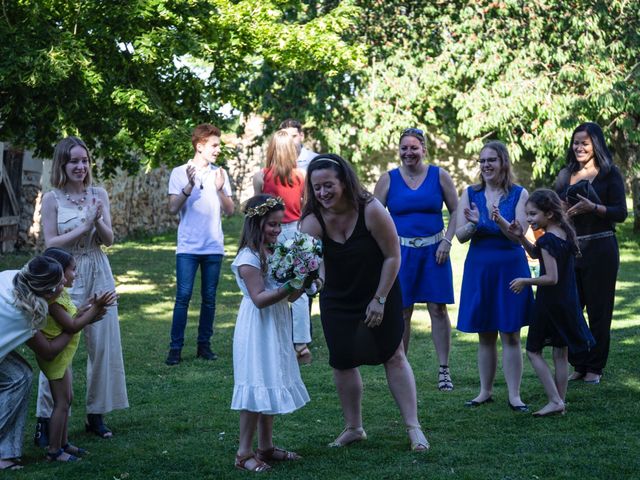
top-left (87, 291), bottom-right (118, 323)
top-left (464, 202), bottom-right (480, 224)
top-left (186, 165), bottom-right (196, 186)
top-left (214, 168), bottom-right (226, 191)
top-left (507, 219), bottom-right (524, 239)
top-left (567, 194), bottom-right (596, 217)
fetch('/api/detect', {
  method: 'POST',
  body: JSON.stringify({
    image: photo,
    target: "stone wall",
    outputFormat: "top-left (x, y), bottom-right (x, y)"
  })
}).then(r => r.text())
top-left (102, 165), bottom-right (180, 240)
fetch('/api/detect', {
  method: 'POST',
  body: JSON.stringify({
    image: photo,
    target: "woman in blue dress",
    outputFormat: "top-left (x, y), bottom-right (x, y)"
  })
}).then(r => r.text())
top-left (456, 141), bottom-right (534, 412)
top-left (374, 128), bottom-right (458, 391)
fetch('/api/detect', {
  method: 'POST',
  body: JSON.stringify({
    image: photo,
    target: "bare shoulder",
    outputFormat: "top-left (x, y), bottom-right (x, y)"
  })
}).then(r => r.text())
top-left (438, 166), bottom-right (453, 182)
top-left (376, 171), bottom-right (390, 187)
top-left (299, 213), bottom-right (323, 238)
top-left (517, 186), bottom-right (529, 202)
top-left (92, 186), bottom-right (110, 199)
top-left (42, 190), bottom-right (56, 204)
top-left (364, 197), bottom-right (390, 224)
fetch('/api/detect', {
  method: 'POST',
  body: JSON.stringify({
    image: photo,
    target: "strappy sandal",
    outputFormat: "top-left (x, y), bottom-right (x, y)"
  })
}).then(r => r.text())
top-left (438, 365), bottom-right (454, 391)
top-left (235, 453), bottom-right (271, 472)
top-left (328, 427), bottom-right (367, 447)
top-left (294, 344), bottom-right (312, 365)
top-left (256, 446), bottom-right (301, 462)
top-left (46, 448), bottom-right (80, 462)
top-left (0, 460), bottom-right (23, 470)
top-left (406, 426), bottom-right (430, 452)
top-left (63, 443), bottom-right (88, 457)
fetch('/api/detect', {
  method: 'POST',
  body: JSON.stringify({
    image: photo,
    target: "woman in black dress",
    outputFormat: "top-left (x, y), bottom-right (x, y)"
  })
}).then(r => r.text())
top-left (299, 154), bottom-right (428, 451)
top-left (554, 122), bottom-right (627, 384)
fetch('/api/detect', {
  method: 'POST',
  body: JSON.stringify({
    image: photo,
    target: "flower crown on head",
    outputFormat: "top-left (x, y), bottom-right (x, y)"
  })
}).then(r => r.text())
top-left (245, 196), bottom-right (285, 218)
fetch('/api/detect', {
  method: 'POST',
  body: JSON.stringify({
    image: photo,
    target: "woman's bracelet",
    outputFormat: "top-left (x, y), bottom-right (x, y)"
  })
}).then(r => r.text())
top-left (442, 237), bottom-right (453, 246)
top-left (593, 203), bottom-right (599, 213)
top-left (181, 188), bottom-right (191, 197)
top-left (467, 222), bottom-right (477, 234)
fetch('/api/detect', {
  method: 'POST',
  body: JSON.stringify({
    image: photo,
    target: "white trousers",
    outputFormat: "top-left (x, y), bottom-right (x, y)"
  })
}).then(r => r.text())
top-left (279, 222), bottom-right (312, 344)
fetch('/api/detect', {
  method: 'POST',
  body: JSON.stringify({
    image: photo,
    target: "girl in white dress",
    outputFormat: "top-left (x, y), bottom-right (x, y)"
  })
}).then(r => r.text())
top-left (231, 195), bottom-right (310, 472)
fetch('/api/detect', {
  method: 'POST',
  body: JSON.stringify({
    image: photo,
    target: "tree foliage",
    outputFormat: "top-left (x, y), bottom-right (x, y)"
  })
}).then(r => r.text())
top-left (303, 1), bottom-right (639, 184)
top-left (0, 0), bottom-right (362, 174)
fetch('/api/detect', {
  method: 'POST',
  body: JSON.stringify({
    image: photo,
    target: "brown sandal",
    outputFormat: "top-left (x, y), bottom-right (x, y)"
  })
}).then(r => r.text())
top-left (235, 453), bottom-right (271, 472)
top-left (294, 344), bottom-right (312, 365)
top-left (256, 446), bottom-right (301, 462)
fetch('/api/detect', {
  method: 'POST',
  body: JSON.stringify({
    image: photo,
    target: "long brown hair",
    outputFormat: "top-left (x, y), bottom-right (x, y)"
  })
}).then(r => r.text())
top-left (51, 136), bottom-right (93, 189)
top-left (265, 130), bottom-right (300, 187)
top-left (527, 189), bottom-right (580, 256)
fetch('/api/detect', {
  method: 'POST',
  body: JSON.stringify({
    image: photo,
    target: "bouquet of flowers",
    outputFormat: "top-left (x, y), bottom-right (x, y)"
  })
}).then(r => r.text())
top-left (269, 232), bottom-right (323, 293)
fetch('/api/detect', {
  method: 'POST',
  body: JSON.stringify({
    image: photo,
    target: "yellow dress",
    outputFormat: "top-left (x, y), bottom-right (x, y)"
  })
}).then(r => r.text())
top-left (36, 289), bottom-right (80, 380)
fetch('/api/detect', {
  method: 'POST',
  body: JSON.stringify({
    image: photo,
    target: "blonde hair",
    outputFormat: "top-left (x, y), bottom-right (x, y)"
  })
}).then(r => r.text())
top-left (265, 130), bottom-right (300, 187)
top-left (12, 256), bottom-right (63, 330)
top-left (51, 136), bottom-right (93, 189)
top-left (474, 140), bottom-right (516, 194)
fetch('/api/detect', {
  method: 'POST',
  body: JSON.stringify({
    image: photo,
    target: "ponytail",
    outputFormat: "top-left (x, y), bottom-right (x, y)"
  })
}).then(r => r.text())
top-left (12, 256), bottom-right (63, 330)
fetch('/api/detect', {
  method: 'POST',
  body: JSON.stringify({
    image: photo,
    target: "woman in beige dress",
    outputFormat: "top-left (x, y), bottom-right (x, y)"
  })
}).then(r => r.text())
top-left (35, 136), bottom-right (128, 443)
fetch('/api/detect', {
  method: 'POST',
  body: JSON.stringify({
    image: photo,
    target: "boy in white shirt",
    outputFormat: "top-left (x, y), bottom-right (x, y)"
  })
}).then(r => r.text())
top-left (166, 124), bottom-right (234, 365)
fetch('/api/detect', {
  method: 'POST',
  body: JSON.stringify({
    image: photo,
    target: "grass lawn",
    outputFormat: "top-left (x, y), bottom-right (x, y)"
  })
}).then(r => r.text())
top-left (1, 216), bottom-right (639, 479)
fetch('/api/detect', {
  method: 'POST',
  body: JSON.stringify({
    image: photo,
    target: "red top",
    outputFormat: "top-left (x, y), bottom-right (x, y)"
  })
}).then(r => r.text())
top-left (262, 168), bottom-right (304, 224)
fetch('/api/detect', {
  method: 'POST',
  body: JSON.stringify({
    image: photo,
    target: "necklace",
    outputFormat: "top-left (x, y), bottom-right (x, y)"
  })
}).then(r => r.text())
top-left (64, 189), bottom-right (88, 210)
top-left (402, 166), bottom-right (426, 185)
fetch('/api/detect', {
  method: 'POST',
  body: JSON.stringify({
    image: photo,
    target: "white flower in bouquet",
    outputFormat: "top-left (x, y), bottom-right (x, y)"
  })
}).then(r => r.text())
top-left (269, 232), bottom-right (323, 291)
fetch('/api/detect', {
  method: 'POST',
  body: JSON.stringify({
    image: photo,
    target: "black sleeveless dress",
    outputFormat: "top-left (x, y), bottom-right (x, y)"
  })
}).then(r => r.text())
top-left (318, 204), bottom-right (404, 369)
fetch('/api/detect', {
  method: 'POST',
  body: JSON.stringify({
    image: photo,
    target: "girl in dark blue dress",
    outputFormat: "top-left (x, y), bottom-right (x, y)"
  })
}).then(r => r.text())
top-left (502, 189), bottom-right (595, 417)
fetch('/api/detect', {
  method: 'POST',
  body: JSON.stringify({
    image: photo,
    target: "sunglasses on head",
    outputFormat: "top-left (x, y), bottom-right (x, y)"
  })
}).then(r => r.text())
top-left (402, 128), bottom-right (424, 137)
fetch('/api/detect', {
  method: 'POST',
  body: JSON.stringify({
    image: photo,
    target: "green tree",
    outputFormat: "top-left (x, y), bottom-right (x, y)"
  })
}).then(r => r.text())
top-left (290, 1), bottom-right (639, 230)
top-left (0, 0), bottom-right (361, 174)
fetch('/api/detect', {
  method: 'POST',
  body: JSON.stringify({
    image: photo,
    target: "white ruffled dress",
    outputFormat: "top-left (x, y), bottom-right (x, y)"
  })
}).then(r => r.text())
top-left (230, 248), bottom-right (309, 414)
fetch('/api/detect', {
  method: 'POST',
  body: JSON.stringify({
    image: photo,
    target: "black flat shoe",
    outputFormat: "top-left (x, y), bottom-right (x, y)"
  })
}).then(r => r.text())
top-left (508, 401), bottom-right (529, 413)
top-left (85, 414), bottom-right (113, 438)
top-left (196, 344), bottom-right (218, 361)
top-left (464, 396), bottom-right (494, 407)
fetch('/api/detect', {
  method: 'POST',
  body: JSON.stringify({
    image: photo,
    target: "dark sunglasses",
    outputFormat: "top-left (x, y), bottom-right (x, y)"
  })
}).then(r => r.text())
top-left (477, 157), bottom-right (500, 164)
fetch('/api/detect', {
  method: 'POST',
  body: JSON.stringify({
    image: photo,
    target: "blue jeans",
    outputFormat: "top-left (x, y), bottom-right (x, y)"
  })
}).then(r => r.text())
top-left (169, 253), bottom-right (223, 350)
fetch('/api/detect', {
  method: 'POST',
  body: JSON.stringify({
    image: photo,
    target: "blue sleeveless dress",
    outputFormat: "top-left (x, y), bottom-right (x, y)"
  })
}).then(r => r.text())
top-left (387, 166), bottom-right (454, 308)
top-left (457, 185), bottom-right (534, 333)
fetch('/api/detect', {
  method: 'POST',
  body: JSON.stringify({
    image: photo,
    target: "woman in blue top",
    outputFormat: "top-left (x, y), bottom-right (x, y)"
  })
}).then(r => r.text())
top-left (455, 141), bottom-right (534, 412)
top-left (375, 128), bottom-right (458, 391)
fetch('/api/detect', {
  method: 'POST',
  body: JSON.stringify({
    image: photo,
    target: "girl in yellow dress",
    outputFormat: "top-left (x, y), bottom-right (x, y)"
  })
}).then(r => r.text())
top-left (37, 248), bottom-right (116, 462)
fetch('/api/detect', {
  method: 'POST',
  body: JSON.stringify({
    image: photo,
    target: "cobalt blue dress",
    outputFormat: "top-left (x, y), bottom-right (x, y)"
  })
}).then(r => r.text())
top-left (387, 166), bottom-right (454, 308)
top-left (457, 185), bottom-right (534, 333)
top-left (526, 233), bottom-right (595, 353)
